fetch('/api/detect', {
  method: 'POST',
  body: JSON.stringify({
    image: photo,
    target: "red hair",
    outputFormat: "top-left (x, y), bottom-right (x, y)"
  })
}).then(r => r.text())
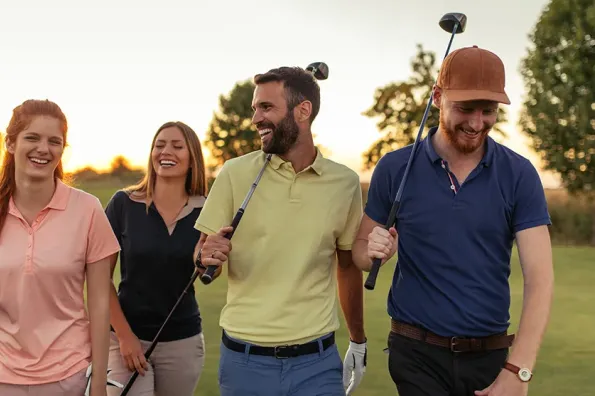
top-left (0, 99), bottom-right (68, 234)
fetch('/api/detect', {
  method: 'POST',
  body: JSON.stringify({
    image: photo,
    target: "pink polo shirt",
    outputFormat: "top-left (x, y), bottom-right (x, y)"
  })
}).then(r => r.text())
top-left (0, 179), bottom-right (120, 385)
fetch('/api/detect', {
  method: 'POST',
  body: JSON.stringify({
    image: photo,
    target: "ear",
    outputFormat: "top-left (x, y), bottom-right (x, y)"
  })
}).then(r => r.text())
top-left (5, 139), bottom-right (15, 155)
top-left (294, 101), bottom-right (312, 123)
top-left (432, 85), bottom-right (442, 109)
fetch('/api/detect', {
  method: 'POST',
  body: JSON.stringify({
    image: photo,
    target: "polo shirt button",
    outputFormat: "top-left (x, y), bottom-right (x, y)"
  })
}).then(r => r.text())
top-left (28, 230), bottom-right (32, 235)
top-left (441, 164), bottom-right (446, 169)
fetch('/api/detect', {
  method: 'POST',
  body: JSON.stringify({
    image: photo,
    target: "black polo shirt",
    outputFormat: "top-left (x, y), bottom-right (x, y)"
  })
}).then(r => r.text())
top-left (105, 190), bottom-right (204, 342)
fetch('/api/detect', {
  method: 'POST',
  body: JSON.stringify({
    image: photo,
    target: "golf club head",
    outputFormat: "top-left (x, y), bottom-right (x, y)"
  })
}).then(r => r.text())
top-left (439, 12), bottom-right (467, 34)
top-left (306, 62), bottom-right (329, 80)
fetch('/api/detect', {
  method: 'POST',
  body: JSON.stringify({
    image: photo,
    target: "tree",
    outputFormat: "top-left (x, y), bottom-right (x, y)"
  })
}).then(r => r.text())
top-left (110, 155), bottom-right (133, 176)
top-left (204, 79), bottom-right (331, 173)
top-left (519, 0), bottom-right (595, 195)
top-left (362, 44), bottom-right (508, 170)
top-left (204, 80), bottom-right (261, 172)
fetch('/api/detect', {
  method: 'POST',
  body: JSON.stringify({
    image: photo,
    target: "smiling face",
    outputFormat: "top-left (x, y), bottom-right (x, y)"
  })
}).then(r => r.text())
top-left (7, 115), bottom-right (65, 182)
top-left (251, 81), bottom-right (301, 155)
top-left (434, 88), bottom-right (499, 154)
top-left (151, 126), bottom-right (191, 180)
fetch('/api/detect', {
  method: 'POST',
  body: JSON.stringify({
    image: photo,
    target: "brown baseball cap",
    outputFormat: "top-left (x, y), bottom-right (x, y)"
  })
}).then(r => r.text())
top-left (436, 45), bottom-right (511, 104)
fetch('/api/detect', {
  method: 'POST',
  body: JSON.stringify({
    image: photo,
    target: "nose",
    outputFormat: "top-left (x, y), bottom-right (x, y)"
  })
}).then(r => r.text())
top-left (36, 139), bottom-right (50, 154)
top-left (252, 109), bottom-right (264, 125)
top-left (468, 110), bottom-right (484, 132)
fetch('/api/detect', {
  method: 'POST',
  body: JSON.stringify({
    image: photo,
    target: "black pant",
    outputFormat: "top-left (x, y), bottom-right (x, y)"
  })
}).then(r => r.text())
top-left (387, 331), bottom-right (508, 396)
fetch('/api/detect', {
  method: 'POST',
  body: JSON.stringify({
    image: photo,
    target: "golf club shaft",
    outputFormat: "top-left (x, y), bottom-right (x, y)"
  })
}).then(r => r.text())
top-left (119, 267), bottom-right (201, 395)
top-left (364, 21), bottom-right (460, 291)
top-left (199, 154), bottom-right (272, 284)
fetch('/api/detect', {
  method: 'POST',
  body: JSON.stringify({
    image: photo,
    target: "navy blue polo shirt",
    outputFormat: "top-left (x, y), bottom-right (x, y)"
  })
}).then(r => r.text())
top-left (105, 190), bottom-right (203, 342)
top-left (365, 127), bottom-right (551, 337)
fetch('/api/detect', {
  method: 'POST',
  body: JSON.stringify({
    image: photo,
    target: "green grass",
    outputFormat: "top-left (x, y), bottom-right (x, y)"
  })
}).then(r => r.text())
top-left (81, 180), bottom-right (595, 396)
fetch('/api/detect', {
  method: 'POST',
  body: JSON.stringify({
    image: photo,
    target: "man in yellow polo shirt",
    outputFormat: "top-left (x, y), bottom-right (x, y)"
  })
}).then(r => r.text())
top-left (193, 66), bottom-right (366, 396)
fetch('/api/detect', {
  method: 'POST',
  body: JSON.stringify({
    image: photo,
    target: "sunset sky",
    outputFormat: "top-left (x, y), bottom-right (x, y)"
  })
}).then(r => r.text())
top-left (0, 0), bottom-right (560, 187)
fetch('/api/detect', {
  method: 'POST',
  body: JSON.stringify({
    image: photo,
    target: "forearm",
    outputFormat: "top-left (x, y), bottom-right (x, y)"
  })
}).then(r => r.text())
top-left (109, 284), bottom-right (133, 337)
top-left (351, 239), bottom-right (373, 272)
top-left (508, 271), bottom-right (554, 370)
top-left (87, 262), bottom-right (111, 387)
top-left (337, 254), bottom-right (366, 342)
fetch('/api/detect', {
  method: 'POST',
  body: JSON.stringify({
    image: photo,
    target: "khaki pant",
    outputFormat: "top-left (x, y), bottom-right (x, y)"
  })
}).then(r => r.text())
top-left (0, 366), bottom-right (88, 396)
top-left (107, 331), bottom-right (205, 396)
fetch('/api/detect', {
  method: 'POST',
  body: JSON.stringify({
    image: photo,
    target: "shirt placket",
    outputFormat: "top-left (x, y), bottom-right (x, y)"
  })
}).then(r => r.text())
top-left (23, 210), bottom-right (49, 274)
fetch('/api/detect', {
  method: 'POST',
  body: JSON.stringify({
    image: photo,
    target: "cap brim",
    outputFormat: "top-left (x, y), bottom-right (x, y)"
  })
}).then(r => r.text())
top-left (444, 89), bottom-right (511, 105)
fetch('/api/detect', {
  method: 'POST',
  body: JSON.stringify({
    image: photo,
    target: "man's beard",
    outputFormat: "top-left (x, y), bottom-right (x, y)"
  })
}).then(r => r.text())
top-left (259, 111), bottom-right (300, 155)
top-left (440, 110), bottom-right (490, 154)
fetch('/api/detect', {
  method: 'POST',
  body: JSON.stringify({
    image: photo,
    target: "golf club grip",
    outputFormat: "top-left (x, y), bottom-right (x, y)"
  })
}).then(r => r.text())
top-left (364, 258), bottom-right (382, 290)
top-left (364, 201), bottom-right (400, 290)
top-left (200, 209), bottom-right (244, 284)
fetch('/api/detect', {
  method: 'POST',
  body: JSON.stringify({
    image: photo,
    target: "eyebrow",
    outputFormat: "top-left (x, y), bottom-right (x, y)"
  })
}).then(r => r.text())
top-left (23, 131), bottom-right (63, 140)
top-left (155, 139), bottom-right (184, 143)
top-left (252, 101), bottom-right (274, 110)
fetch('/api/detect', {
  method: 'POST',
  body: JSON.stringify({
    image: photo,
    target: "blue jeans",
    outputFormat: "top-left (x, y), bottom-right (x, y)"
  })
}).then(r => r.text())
top-left (218, 332), bottom-right (345, 396)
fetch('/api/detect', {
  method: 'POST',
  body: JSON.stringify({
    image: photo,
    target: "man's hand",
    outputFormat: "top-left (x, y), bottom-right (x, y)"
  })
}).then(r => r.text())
top-left (343, 340), bottom-right (367, 395)
top-left (367, 226), bottom-right (397, 266)
top-left (198, 226), bottom-right (234, 269)
top-left (475, 368), bottom-right (528, 396)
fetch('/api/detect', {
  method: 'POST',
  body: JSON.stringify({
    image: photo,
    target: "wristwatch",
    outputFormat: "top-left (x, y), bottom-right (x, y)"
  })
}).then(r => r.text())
top-left (504, 362), bottom-right (533, 382)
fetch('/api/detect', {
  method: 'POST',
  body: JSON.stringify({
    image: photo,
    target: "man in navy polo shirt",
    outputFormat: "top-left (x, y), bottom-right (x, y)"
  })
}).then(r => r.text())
top-left (352, 46), bottom-right (554, 396)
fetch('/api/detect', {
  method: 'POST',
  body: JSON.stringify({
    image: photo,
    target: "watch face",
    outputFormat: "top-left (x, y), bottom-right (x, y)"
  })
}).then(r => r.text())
top-left (518, 368), bottom-right (532, 382)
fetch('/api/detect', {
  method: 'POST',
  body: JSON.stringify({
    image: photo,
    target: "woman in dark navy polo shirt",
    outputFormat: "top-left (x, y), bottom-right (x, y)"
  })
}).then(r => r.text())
top-left (104, 121), bottom-right (208, 396)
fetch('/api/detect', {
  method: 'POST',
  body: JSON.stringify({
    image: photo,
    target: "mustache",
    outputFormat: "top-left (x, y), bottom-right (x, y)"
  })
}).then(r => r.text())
top-left (256, 121), bottom-right (276, 130)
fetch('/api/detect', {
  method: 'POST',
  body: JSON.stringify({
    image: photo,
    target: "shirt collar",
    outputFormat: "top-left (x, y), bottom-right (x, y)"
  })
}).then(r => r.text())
top-left (424, 126), bottom-right (495, 166)
top-left (7, 178), bottom-right (69, 218)
top-left (268, 148), bottom-right (325, 176)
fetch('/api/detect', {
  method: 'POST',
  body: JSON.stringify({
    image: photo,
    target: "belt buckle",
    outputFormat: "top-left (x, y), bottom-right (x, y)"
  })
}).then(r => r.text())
top-left (274, 345), bottom-right (291, 359)
top-left (450, 337), bottom-right (462, 353)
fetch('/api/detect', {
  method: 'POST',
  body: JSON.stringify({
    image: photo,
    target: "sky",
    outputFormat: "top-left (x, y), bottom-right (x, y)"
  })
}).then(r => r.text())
top-left (0, 0), bottom-right (560, 187)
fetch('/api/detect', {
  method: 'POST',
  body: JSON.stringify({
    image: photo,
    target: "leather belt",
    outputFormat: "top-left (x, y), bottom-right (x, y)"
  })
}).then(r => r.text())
top-left (222, 331), bottom-right (335, 359)
top-left (391, 319), bottom-right (514, 353)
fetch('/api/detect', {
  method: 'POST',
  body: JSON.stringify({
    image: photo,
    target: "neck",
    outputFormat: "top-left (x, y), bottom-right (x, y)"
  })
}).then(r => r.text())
top-left (13, 174), bottom-right (56, 212)
top-left (153, 175), bottom-right (188, 206)
top-left (433, 126), bottom-right (485, 167)
top-left (278, 131), bottom-right (317, 173)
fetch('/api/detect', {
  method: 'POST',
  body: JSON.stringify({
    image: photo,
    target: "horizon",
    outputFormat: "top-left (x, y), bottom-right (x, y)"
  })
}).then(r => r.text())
top-left (0, 0), bottom-right (561, 188)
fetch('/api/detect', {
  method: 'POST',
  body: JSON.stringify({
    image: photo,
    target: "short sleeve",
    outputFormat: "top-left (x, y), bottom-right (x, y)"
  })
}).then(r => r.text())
top-left (87, 197), bottom-right (121, 264)
top-left (104, 190), bottom-right (124, 244)
top-left (512, 160), bottom-right (552, 234)
top-left (364, 155), bottom-right (393, 225)
top-left (194, 162), bottom-right (235, 235)
top-left (337, 178), bottom-right (363, 251)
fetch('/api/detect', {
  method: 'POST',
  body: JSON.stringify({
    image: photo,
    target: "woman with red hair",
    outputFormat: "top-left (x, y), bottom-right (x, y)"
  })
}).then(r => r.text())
top-left (0, 99), bottom-right (120, 396)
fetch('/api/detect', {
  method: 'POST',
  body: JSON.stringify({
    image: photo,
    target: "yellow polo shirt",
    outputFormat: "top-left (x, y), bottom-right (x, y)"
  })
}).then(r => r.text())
top-left (194, 149), bottom-right (362, 346)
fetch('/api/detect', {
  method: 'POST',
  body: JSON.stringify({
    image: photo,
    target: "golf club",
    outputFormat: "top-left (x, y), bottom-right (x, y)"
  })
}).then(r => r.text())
top-left (119, 62), bottom-right (329, 395)
top-left (199, 61), bottom-right (329, 284)
top-left (199, 153), bottom-right (272, 284)
top-left (364, 12), bottom-right (467, 291)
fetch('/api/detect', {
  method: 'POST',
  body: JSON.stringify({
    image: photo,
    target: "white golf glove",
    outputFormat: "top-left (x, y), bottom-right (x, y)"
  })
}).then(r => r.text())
top-left (342, 339), bottom-right (367, 395)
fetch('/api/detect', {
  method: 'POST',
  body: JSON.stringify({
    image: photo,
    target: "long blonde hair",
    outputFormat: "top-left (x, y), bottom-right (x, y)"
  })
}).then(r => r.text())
top-left (124, 121), bottom-right (207, 204)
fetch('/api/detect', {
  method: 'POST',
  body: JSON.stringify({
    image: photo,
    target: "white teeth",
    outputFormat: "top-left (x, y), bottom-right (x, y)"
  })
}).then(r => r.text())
top-left (160, 160), bottom-right (177, 167)
top-left (259, 129), bottom-right (272, 137)
top-left (30, 158), bottom-right (49, 164)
